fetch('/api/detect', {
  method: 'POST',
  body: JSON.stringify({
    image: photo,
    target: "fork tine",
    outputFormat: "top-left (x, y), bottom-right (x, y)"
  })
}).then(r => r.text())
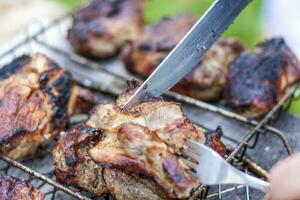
top-left (182, 157), bottom-right (198, 170)
top-left (187, 140), bottom-right (220, 157)
top-left (186, 169), bottom-right (198, 179)
top-left (184, 140), bottom-right (270, 192)
top-left (182, 148), bottom-right (199, 163)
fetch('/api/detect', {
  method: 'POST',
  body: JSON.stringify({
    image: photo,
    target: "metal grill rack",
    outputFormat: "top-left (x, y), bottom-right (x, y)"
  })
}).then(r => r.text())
top-left (0, 7), bottom-right (299, 200)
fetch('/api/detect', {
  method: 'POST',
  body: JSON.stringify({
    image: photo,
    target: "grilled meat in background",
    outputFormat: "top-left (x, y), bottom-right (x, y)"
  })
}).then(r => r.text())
top-left (0, 176), bottom-right (44, 200)
top-left (53, 82), bottom-right (226, 200)
top-left (67, 2), bottom-right (300, 118)
top-left (122, 14), bottom-right (195, 77)
top-left (68, 0), bottom-right (145, 59)
top-left (122, 13), bottom-right (244, 101)
top-left (226, 38), bottom-right (300, 118)
top-left (0, 53), bottom-right (96, 160)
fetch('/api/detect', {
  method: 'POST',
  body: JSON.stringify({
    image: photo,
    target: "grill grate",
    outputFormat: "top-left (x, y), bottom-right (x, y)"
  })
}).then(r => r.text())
top-left (0, 7), bottom-right (299, 200)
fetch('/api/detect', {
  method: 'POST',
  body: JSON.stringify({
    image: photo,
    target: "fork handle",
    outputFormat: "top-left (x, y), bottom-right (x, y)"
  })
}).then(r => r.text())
top-left (243, 173), bottom-right (270, 192)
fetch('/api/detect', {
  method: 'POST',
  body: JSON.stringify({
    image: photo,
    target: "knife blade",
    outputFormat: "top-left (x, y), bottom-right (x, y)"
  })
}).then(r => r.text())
top-left (122, 0), bottom-right (251, 109)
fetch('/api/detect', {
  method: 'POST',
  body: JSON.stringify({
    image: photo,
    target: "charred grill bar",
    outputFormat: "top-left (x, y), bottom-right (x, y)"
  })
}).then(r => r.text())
top-left (0, 9), bottom-right (298, 200)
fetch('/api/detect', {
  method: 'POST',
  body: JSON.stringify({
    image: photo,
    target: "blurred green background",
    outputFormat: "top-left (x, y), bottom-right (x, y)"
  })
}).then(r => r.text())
top-left (57, 0), bottom-right (300, 116)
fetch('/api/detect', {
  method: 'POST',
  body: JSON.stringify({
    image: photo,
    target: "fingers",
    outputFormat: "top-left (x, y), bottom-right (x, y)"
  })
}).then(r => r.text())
top-left (267, 153), bottom-right (300, 200)
top-left (264, 188), bottom-right (272, 200)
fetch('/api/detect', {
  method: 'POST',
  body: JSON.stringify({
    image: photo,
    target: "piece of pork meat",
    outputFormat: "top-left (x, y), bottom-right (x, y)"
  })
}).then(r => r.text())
top-left (226, 38), bottom-right (300, 117)
top-left (68, 0), bottom-right (145, 59)
top-left (0, 53), bottom-right (96, 159)
top-left (53, 84), bottom-right (226, 199)
top-left (0, 176), bottom-right (44, 200)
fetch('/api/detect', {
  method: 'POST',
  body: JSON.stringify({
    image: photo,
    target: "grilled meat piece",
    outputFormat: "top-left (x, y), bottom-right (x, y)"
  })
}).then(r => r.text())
top-left (204, 126), bottom-right (227, 156)
top-left (53, 124), bottom-right (169, 200)
top-left (68, 0), bottom-right (145, 59)
top-left (0, 176), bottom-right (44, 200)
top-left (122, 14), bottom-right (195, 77)
top-left (122, 13), bottom-right (244, 100)
top-left (226, 38), bottom-right (300, 117)
top-left (0, 53), bottom-right (95, 160)
top-left (53, 84), bottom-right (226, 199)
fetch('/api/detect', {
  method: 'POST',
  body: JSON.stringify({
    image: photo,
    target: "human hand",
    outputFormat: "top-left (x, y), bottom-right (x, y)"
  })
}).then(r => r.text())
top-left (265, 153), bottom-right (300, 200)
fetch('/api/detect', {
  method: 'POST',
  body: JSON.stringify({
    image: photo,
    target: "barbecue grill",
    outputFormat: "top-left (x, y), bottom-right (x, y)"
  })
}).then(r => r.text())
top-left (0, 7), bottom-right (299, 200)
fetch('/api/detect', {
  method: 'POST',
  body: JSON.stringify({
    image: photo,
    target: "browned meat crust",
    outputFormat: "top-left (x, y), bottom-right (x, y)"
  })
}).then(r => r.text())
top-left (0, 53), bottom-right (95, 160)
top-left (226, 38), bottom-right (300, 117)
top-left (53, 124), bottom-right (168, 200)
top-left (53, 85), bottom-right (226, 199)
top-left (121, 13), bottom-right (244, 100)
top-left (122, 14), bottom-right (195, 77)
top-left (68, 0), bottom-right (145, 59)
top-left (68, 85), bottom-right (96, 115)
top-left (204, 126), bottom-right (227, 157)
top-left (0, 176), bottom-right (44, 200)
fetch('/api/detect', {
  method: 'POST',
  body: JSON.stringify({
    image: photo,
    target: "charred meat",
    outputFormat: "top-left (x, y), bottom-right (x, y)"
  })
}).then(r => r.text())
top-left (53, 84), bottom-right (226, 199)
top-left (122, 13), bottom-right (244, 100)
top-left (68, 0), bottom-right (145, 59)
top-left (226, 38), bottom-right (300, 117)
top-left (0, 53), bottom-right (95, 160)
top-left (0, 176), bottom-right (44, 200)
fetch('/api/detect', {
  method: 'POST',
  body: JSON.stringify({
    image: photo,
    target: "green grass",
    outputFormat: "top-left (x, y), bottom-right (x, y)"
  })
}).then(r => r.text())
top-left (288, 89), bottom-right (300, 115)
top-left (56, 0), bottom-right (87, 10)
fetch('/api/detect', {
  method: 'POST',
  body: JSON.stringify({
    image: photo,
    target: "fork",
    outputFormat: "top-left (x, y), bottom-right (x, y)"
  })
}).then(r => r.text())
top-left (183, 140), bottom-right (270, 192)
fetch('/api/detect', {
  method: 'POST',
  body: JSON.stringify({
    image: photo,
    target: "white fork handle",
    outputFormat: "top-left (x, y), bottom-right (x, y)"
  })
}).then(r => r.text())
top-left (243, 173), bottom-right (270, 192)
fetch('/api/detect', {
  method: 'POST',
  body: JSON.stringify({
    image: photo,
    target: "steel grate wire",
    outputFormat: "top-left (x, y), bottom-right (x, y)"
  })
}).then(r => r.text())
top-left (0, 9), bottom-right (298, 200)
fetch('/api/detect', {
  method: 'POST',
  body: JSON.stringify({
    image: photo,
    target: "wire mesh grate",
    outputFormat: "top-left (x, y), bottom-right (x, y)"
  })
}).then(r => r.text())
top-left (0, 7), bottom-right (298, 200)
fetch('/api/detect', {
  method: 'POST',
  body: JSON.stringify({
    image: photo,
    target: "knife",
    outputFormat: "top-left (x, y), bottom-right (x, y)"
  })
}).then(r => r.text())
top-left (122, 0), bottom-right (251, 109)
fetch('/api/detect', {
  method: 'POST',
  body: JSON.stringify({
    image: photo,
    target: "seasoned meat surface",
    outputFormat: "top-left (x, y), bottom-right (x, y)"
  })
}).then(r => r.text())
top-left (226, 38), bottom-right (300, 117)
top-left (87, 105), bottom-right (201, 198)
top-left (122, 13), bottom-right (244, 100)
top-left (68, 0), bottom-right (145, 58)
top-left (0, 176), bottom-right (44, 200)
top-left (0, 53), bottom-right (95, 160)
top-left (122, 14), bottom-right (195, 77)
top-left (53, 124), bottom-right (168, 200)
top-left (204, 126), bottom-right (227, 156)
top-left (53, 84), bottom-right (226, 199)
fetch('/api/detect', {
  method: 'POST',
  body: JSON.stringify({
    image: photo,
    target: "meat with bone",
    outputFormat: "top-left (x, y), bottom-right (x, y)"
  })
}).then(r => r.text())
top-left (226, 38), bottom-right (300, 117)
top-left (68, 0), bottom-right (145, 59)
top-left (0, 176), bottom-right (44, 200)
top-left (53, 83), bottom-right (226, 199)
top-left (121, 13), bottom-right (244, 100)
top-left (0, 53), bottom-right (95, 160)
